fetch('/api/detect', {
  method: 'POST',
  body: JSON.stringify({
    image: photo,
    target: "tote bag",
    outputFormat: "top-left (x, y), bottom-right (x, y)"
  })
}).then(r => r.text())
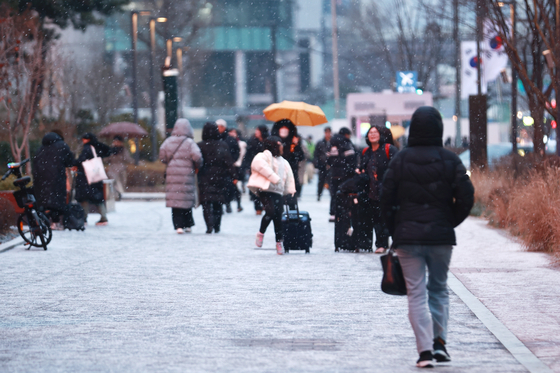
top-left (82, 145), bottom-right (108, 185)
top-left (380, 246), bottom-right (407, 296)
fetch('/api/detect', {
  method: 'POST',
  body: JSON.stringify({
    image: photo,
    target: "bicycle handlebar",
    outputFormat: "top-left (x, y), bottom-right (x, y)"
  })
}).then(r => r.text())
top-left (7, 158), bottom-right (30, 169)
top-left (2, 158), bottom-right (30, 180)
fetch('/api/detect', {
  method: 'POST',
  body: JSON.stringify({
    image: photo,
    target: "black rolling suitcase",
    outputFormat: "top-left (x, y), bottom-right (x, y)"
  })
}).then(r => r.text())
top-left (64, 203), bottom-right (86, 231)
top-left (281, 200), bottom-right (312, 253)
top-left (63, 171), bottom-right (86, 231)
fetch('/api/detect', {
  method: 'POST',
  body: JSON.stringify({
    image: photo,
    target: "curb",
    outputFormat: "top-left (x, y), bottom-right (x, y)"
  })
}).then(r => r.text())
top-left (0, 236), bottom-right (23, 253)
top-left (121, 192), bottom-right (165, 201)
top-left (448, 272), bottom-right (554, 373)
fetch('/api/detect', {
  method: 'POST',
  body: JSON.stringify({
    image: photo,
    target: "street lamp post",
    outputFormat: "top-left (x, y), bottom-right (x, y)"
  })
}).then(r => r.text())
top-left (331, 0), bottom-right (340, 118)
top-left (498, 1), bottom-right (517, 155)
top-left (130, 11), bottom-right (140, 165)
top-left (148, 17), bottom-right (167, 162)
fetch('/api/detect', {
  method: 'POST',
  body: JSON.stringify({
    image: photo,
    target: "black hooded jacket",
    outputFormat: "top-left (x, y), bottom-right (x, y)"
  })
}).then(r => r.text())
top-left (380, 106), bottom-right (474, 246)
top-left (242, 125), bottom-right (269, 172)
top-left (270, 119), bottom-right (304, 186)
top-left (75, 134), bottom-right (112, 204)
top-left (32, 132), bottom-right (76, 209)
top-left (327, 134), bottom-right (357, 181)
top-left (197, 123), bottom-right (235, 203)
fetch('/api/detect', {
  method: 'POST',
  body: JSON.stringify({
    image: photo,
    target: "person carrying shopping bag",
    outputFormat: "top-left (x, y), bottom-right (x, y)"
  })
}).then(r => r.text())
top-left (247, 136), bottom-right (296, 255)
top-left (380, 106), bottom-right (474, 368)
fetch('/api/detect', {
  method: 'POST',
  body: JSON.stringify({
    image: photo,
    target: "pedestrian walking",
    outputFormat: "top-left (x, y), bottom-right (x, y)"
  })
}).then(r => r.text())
top-left (75, 133), bottom-right (112, 226)
top-left (314, 127), bottom-right (332, 201)
top-left (247, 136), bottom-right (296, 255)
top-left (327, 127), bottom-right (357, 222)
top-left (296, 135), bottom-right (310, 198)
top-left (197, 122), bottom-right (235, 234)
top-left (216, 118), bottom-right (240, 214)
top-left (357, 126), bottom-right (398, 253)
top-left (380, 106), bottom-right (474, 368)
top-left (159, 119), bottom-right (203, 234)
top-left (105, 135), bottom-right (133, 200)
top-left (270, 119), bottom-right (304, 208)
top-left (242, 125), bottom-right (269, 215)
top-left (32, 132), bottom-right (76, 230)
top-left (229, 128), bottom-right (246, 212)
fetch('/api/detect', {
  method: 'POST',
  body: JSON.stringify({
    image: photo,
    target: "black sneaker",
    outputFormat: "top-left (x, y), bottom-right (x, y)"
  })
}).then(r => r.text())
top-left (416, 351), bottom-right (435, 368)
top-left (433, 337), bottom-right (451, 362)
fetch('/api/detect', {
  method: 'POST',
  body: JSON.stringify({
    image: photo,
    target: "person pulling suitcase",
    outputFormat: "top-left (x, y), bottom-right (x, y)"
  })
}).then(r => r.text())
top-left (247, 136), bottom-right (296, 255)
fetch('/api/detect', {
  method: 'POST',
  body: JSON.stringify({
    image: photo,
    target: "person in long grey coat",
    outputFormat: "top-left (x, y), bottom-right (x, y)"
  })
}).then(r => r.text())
top-left (160, 119), bottom-right (203, 234)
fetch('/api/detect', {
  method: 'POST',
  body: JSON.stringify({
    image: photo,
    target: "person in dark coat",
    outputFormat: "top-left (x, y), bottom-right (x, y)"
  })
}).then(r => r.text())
top-left (380, 106), bottom-right (474, 368)
top-left (32, 132), bottom-right (76, 228)
top-left (270, 119), bottom-right (304, 207)
top-left (216, 119), bottom-right (240, 213)
top-left (75, 133), bottom-right (112, 226)
top-left (314, 126), bottom-right (332, 201)
top-left (242, 125), bottom-right (269, 214)
top-left (327, 127), bottom-right (357, 221)
top-left (197, 122), bottom-right (235, 234)
top-left (357, 125), bottom-right (398, 253)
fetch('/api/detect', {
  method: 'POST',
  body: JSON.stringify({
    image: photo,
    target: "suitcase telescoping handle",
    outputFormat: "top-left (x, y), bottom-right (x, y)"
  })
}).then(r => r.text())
top-left (284, 195), bottom-right (300, 216)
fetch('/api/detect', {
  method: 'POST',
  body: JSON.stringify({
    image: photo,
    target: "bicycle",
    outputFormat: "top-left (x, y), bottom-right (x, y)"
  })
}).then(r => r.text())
top-left (2, 159), bottom-right (52, 250)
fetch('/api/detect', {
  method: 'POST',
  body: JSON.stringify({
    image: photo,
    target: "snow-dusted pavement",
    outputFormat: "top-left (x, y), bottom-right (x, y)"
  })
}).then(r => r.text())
top-left (0, 181), bottom-right (558, 372)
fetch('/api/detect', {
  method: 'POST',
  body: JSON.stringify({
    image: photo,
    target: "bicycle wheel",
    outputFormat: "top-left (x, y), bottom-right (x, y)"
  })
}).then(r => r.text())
top-left (17, 211), bottom-right (52, 249)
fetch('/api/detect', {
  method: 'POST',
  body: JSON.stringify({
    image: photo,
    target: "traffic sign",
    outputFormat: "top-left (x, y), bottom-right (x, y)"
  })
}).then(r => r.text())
top-left (396, 71), bottom-right (417, 93)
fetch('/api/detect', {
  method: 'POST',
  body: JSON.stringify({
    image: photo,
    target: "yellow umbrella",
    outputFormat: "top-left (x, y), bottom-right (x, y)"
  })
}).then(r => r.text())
top-left (390, 125), bottom-right (406, 139)
top-left (263, 100), bottom-right (328, 126)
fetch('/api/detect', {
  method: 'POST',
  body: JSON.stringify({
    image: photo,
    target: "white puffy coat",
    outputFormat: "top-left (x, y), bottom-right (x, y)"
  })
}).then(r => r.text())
top-left (247, 150), bottom-right (296, 196)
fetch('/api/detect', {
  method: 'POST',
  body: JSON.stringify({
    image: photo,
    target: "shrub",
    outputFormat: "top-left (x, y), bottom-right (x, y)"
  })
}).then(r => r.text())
top-left (0, 197), bottom-right (17, 234)
top-left (471, 161), bottom-right (560, 260)
top-left (126, 161), bottom-right (165, 187)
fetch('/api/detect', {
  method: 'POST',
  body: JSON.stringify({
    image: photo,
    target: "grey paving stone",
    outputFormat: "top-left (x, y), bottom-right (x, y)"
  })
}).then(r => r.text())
top-left (0, 185), bottom-right (527, 372)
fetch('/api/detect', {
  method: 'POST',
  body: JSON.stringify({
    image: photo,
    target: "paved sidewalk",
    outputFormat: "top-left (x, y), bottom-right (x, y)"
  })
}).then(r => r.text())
top-left (0, 181), bottom-right (557, 372)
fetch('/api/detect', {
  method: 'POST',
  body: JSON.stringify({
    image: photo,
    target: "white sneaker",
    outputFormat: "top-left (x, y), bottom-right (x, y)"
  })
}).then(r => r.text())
top-left (276, 242), bottom-right (284, 255)
top-left (184, 227), bottom-right (192, 233)
top-left (256, 232), bottom-right (264, 247)
top-left (176, 228), bottom-right (184, 234)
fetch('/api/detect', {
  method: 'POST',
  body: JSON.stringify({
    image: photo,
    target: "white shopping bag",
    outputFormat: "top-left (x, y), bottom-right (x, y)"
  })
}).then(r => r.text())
top-left (82, 145), bottom-right (108, 184)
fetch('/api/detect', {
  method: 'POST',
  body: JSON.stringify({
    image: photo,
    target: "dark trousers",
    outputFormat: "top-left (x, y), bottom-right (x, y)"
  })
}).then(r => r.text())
top-left (317, 167), bottom-right (329, 197)
top-left (357, 200), bottom-right (389, 250)
top-left (250, 191), bottom-right (263, 211)
top-left (259, 192), bottom-right (284, 242)
top-left (172, 208), bottom-right (194, 229)
top-left (202, 201), bottom-right (223, 232)
top-left (45, 205), bottom-right (69, 223)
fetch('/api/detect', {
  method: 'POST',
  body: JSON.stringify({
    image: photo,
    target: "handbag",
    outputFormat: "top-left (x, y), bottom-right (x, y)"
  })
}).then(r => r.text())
top-left (82, 146), bottom-right (108, 185)
top-left (380, 245), bottom-right (407, 296)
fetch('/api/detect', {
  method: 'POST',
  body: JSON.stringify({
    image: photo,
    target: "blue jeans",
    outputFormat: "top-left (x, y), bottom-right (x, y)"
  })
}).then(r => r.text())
top-left (396, 245), bottom-right (453, 353)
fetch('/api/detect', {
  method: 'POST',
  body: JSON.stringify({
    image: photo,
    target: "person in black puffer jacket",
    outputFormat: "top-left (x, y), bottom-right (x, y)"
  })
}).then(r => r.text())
top-left (32, 132), bottom-right (76, 227)
top-left (197, 122), bottom-right (235, 234)
top-left (380, 106), bottom-right (474, 368)
top-left (358, 126), bottom-right (398, 253)
top-left (270, 119), bottom-right (304, 207)
top-left (75, 133), bottom-right (112, 226)
top-left (328, 127), bottom-right (357, 220)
